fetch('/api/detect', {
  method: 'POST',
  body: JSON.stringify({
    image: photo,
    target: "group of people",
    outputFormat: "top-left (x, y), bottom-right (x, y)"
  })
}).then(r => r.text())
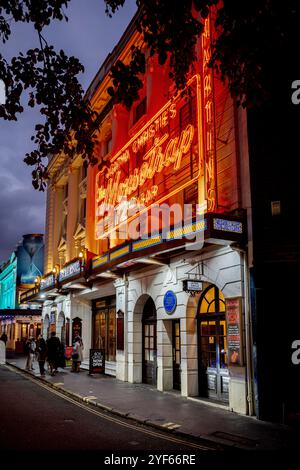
top-left (25, 332), bottom-right (84, 376)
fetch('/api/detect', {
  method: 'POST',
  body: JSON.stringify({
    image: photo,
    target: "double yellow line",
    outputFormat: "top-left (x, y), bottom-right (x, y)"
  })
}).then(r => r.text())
top-left (5, 364), bottom-right (213, 451)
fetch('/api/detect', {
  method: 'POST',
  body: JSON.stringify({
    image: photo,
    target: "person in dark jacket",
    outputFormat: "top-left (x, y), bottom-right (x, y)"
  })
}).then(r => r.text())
top-left (0, 333), bottom-right (8, 345)
top-left (57, 342), bottom-right (66, 369)
top-left (46, 331), bottom-right (61, 376)
top-left (36, 334), bottom-right (47, 377)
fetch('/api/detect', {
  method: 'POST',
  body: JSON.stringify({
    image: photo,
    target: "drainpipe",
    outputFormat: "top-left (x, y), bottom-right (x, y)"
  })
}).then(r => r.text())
top-left (232, 246), bottom-right (254, 416)
top-left (123, 273), bottom-right (129, 382)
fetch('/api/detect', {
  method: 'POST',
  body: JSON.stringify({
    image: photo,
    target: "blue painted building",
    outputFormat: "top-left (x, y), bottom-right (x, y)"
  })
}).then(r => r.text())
top-left (0, 234), bottom-right (44, 350)
top-left (0, 253), bottom-right (17, 310)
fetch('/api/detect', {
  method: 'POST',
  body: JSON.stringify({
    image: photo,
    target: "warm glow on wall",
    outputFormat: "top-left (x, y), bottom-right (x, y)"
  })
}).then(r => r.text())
top-left (95, 75), bottom-right (203, 240)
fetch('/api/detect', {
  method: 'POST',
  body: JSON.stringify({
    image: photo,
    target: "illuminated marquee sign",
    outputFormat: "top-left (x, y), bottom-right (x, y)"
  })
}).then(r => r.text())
top-left (95, 75), bottom-right (203, 239)
top-left (201, 14), bottom-right (217, 212)
top-left (59, 259), bottom-right (83, 283)
top-left (40, 273), bottom-right (55, 290)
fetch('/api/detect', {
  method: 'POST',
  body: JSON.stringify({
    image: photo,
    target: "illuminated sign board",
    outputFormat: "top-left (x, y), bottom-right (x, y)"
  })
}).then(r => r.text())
top-left (183, 279), bottom-right (203, 293)
top-left (40, 273), bottom-right (55, 290)
top-left (95, 75), bottom-right (203, 240)
top-left (59, 259), bottom-right (83, 283)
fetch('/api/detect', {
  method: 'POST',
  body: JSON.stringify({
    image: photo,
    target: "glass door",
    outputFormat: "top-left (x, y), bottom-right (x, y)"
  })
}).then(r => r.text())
top-left (199, 317), bottom-right (229, 402)
top-left (142, 321), bottom-right (157, 385)
top-left (142, 297), bottom-right (157, 386)
top-left (172, 320), bottom-right (181, 390)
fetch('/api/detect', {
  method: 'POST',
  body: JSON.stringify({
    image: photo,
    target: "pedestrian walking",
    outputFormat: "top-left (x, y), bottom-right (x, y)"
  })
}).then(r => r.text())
top-left (25, 337), bottom-right (36, 371)
top-left (0, 332), bottom-right (8, 345)
top-left (46, 331), bottom-right (61, 376)
top-left (57, 342), bottom-right (66, 369)
top-left (36, 334), bottom-right (47, 377)
top-left (71, 336), bottom-right (84, 372)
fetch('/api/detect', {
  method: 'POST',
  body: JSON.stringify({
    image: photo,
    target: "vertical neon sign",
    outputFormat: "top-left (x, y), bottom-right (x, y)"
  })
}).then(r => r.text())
top-left (201, 15), bottom-right (217, 212)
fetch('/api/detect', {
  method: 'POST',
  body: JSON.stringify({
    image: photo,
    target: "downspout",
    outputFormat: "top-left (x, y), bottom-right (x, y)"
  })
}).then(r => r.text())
top-left (123, 273), bottom-right (129, 382)
top-left (232, 246), bottom-right (254, 416)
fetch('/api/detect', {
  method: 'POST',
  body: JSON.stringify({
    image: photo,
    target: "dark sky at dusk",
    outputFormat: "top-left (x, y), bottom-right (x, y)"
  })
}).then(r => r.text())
top-left (0, 0), bottom-right (136, 262)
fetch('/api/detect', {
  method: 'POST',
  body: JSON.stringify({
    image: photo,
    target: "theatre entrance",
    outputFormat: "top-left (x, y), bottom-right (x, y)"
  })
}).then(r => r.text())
top-left (142, 297), bottom-right (157, 386)
top-left (198, 285), bottom-right (229, 403)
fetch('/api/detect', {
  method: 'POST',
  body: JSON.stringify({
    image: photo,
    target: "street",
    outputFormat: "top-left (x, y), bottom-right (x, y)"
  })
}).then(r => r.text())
top-left (0, 365), bottom-right (220, 462)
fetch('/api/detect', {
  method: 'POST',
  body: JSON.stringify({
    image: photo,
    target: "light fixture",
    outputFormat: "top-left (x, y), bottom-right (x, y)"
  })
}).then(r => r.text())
top-left (40, 294), bottom-right (46, 299)
top-left (79, 251), bottom-right (84, 258)
top-left (138, 257), bottom-right (165, 266)
top-left (52, 267), bottom-right (56, 274)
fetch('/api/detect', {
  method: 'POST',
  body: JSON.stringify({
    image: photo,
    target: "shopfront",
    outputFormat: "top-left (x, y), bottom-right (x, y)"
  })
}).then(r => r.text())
top-left (92, 296), bottom-right (116, 375)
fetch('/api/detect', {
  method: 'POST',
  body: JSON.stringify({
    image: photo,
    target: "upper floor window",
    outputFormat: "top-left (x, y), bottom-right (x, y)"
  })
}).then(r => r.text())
top-left (134, 97), bottom-right (147, 124)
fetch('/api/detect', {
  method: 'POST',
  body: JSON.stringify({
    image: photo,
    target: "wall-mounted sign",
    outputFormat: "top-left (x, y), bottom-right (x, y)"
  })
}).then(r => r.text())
top-left (40, 273), bottom-right (55, 290)
top-left (226, 298), bottom-right (243, 366)
top-left (183, 279), bottom-right (203, 293)
top-left (59, 259), bottom-right (83, 283)
top-left (163, 290), bottom-right (177, 315)
top-left (95, 74), bottom-right (202, 240)
top-left (89, 348), bottom-right (105, 375)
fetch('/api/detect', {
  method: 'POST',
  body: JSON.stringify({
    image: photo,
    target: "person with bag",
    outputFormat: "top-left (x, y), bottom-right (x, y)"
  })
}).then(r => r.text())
top-left (36, 334), bottom-right (47, 377)
top-left (71, 336), bottom-right (84, 372)
top-left (46, 331), bottom-right (61, 376)
top-left (25, 337), bottom-right (36, 371)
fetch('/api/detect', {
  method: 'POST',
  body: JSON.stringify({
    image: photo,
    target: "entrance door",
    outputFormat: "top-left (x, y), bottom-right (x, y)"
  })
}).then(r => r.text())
top-left (172, 320), bottom-right (181, 390)
top-left (142, 297), bottom-right (157, 386)
top-left (199, 318), bottom-right (229, 402)
top-left (198, 285), bottom-right (229, 403)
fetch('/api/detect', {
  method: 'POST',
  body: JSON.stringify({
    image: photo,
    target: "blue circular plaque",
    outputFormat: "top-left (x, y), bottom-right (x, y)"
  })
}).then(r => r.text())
top-left (163, 290), bottom-right (177, 315)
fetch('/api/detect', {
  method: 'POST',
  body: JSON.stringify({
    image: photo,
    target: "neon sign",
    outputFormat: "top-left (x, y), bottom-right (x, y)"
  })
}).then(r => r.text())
top-left (95, 75), bottom-right (202, 240)
top-left (201, 15), bottom-right (217, 212)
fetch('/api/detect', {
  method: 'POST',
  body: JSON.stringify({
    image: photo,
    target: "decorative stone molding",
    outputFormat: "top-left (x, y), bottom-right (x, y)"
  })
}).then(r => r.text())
top-left (79, 176), bottom-right (87, 199)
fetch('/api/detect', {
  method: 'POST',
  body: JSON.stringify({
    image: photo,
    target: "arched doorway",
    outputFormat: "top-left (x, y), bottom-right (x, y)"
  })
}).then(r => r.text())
top-left (57, 312), bottom-right (66, 344)
top-left (197, 284), bottom-right (229, 403)
top-left (142, 297), bottom-right (157, 386)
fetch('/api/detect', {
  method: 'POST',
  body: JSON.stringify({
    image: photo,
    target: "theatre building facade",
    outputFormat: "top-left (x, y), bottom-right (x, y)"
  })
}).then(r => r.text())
top-left (24, 10), bottom-right (253, 415)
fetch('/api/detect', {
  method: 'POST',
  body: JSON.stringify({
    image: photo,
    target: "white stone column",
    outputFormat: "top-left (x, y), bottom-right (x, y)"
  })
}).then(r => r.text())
top-left (180, 294), bottom-right (199, 397)
top-left (127, 291), bottom-right (143, 383)
top-left (115, 277), bottom-right (128, 382)
top-left (44, 186), bottom-right (55, 273)
top-left (157, 319), bottom-right (173, 391)
top-left (66, 167), bottom-right (79, 261)
top-left (53, 186), bottom-right (64, 267)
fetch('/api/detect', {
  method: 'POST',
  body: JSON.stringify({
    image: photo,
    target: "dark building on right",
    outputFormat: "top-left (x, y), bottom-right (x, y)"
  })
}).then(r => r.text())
top-left (247, 51), bottom-right (300, 423)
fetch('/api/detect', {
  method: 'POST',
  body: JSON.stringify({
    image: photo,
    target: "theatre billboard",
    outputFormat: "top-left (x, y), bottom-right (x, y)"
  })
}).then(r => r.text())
top-left (95, 75), bottom-right (203, 242)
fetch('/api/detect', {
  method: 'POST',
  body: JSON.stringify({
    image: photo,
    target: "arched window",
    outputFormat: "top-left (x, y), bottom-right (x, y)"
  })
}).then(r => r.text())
top-left (199, 285), bottom-right (225, 315)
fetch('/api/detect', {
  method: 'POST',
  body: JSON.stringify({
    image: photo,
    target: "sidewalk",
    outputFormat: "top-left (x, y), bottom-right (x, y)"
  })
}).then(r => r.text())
top-left (6, 355), bottom-right (300, 450)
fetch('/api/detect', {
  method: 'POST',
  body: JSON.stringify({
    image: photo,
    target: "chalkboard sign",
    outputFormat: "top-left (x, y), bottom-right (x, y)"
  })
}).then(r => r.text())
top-left (89, 348), bottom-right (105, 375)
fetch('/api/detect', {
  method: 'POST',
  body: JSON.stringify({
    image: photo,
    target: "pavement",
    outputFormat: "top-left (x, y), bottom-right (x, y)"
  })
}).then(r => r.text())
top-left (6, 355), bottom-right (300, 451)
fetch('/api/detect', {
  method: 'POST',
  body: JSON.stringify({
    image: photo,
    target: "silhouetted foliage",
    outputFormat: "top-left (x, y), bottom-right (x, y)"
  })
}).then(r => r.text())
top-left (0, 1), bottom-right (298, 189)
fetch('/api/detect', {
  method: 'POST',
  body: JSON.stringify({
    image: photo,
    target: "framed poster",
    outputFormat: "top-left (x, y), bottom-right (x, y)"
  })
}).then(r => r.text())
top-left (225, 298), bottom-right (243, 366)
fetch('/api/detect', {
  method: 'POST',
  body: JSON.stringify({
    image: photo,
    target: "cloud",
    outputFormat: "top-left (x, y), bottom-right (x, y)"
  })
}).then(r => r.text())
top-left (0, 0), bottom-right (136, 262)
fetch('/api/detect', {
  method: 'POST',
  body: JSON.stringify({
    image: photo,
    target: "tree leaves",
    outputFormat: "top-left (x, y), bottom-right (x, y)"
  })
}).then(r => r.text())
top-left (0, 0), bottom-right (299, 190)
